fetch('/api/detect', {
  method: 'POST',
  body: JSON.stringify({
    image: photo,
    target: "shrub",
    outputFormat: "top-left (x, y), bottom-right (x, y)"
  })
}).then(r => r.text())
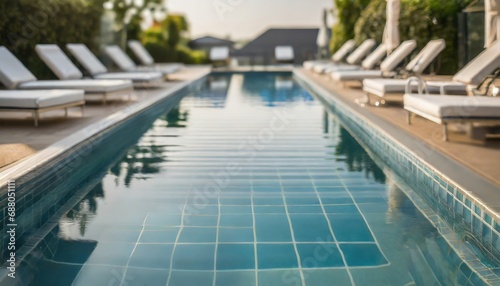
top-left (334, 0), bottom-right (474, 74)
top-left (0, 0), bottom-right (104, 79)
top-left (330, 0), bottom-right (371, 52)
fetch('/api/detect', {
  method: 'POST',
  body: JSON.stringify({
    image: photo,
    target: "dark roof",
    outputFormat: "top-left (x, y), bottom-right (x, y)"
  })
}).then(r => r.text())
top-left (188, 36), bottom-right (234, 46)
top-left (232, 28), bottom-right (330, 64)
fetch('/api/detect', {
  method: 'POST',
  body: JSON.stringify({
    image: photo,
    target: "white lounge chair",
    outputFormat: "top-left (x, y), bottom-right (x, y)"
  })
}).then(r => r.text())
top-left (363, 40), bottom-right (500, 101)
top-left (275, 46), bottom-right (295, 63)
top-left (0, 46), bottom-right (133, 104)
top-left (104, 45), bottom-right (181, 76)
top-left (303, 39), bottom-right (357, 70)
top-left (64, 44), bottom-right (164, 88)
top-left (362, 39), bottom-right (446, 103)
top-left (404, 93), bottom-right (500, 141)
top-left (330, 40), bottom-right (417, 85)
top-left (209, 46), bottom-right (230, 62)
top-left (0, 90), bottom-right (85, 126)
top-left (313, 39), bottom-right (377, 74)
top-left (128, 40), bottom-right (184, 71)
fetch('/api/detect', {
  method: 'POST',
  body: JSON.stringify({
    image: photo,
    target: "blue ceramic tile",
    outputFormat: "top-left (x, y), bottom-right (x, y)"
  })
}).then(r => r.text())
top-left (86, 242), bottom-right (135, 266)
top-left (221, 205), bottom-right (252, 214)
top-left (287, 205), bottom-right (323, 214)
top-left (183, 215), bottom-right (218, 227)
top-left (339, 243), bottom-right (387, 267)
top-left (285, 197), bottom-right (320, 205)
top-left (257, 244), bottom-right (298, 269)
top-left (99, 229), bottom-right (141, 243)
top-left (255, 214), bottom-right (292, 242)
top-left (128, 244), bottom-right (173, 269)
top-left (216, 271), bottom-right (255, 286)
top-left (72, 265), bottom-right (125, 286)
top-left (220, 197), bottom-right (251, 205)
top-left (316, 187), bottom-right (346, 192)
top-left (254, 205), bottom-right (286, 214)
top-left (328, 214), bottom-right (374, 242)
top-left (218, 228), bottom-right (254, 243)
top-left (323, 204), bottom-right (359, 214)
top-left (193, 205), bottom-right (220, 215)
top-left (258, 270), bottom-right (301, 286)
top-left (252, 197), bottom-right (284, 205)
top-left (122, 267), bottom-right (169, 286)
top-left (169, 270), bottom-right (214, 286)
top-left (303, 269), bottom-right (351, 286)
top-left (220, 214), bottom-right (253, 227)
top-left (297, 243), bottom-right (344, 268)
top-left (146, 213), bottom-right (182, 227)
top-left (290, 214), bottom-right (332, 242)
top-left (216, 244), bottom-right (255, 270)
top-left (172, 244), bottom-right (215, 270)
top-left (178, 227), bottom-right (217, 243)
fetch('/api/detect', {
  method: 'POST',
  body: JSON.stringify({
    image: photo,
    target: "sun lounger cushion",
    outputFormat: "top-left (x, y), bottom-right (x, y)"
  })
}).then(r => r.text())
top-left (405, 39), bottom-right (446, 74)
top-left (104, 45), bottom-right (138, 71)
top-left (363, 78), bottom-right (466, 97)
top-left (19, 79), bottom-right (133, 93)
top-left (346, 39), bottom-right (376, 65)
top-left (332, 40), bottom-right (356, 62)
top-left (332, 70), bottom-right (384, 81)
top-left (379, 40), bottom-right (417, 72)
top-left (453, 41), bottom-right (500, 85)
top-left (361, 44), bottom-right (387, 70)
top-left (128, 40), bottom-right (155, 65)
top-left (0, 46), bottom-right (38, 89)
top-left (66, 44), bottom-right (110, 76)
top-left (94, 72), bottom-right (163, 83)
top-left (35, 45), bottom-right (84, 80)
top-left (404, 94), bottom-right (500, 121)
top-left (0, 90), bottom-right (84, 109)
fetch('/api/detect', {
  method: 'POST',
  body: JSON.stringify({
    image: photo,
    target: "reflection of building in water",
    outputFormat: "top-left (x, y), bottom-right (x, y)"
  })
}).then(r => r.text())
top-left (275, 76), bottom-right (294, 90)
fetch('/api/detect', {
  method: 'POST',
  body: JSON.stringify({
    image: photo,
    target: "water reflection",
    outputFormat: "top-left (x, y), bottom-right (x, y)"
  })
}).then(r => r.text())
top-left (335, 126), bottom-right (386, 183)
top-left (63, 183), bottom-right (104, 236)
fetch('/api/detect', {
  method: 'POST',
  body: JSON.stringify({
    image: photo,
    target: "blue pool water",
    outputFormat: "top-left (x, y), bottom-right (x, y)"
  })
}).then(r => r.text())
top-left (7, 73), bottom-right (493, 285)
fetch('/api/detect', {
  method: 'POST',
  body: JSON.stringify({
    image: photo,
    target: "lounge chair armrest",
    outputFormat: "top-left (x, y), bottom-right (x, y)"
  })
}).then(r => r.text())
top-left (405, 76), bottom-right (428, 95)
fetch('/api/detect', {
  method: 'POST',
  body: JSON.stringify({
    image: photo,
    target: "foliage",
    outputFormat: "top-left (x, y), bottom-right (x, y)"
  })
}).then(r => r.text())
top-left (140, 14), bottom-right (204, 64)
top-left (333, 0), bottom-right (474, 74)
top-left (0, 0), bottom-right (104, 79)
top-left (330, 0), bottom-right (372, 52)
top-left (105, 0), bottom-right (164, 26)
top-left (163, 14), bottom-right (188, 49)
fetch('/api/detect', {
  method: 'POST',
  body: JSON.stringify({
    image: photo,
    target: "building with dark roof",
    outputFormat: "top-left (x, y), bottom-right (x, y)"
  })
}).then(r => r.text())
top-left (188, 36), bottom-right (235, 53)
top-left (232, 28), bottom-right (329, 65)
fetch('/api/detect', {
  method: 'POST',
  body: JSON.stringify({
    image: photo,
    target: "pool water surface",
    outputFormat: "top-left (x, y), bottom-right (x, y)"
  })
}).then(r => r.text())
top-left (18, 73), bottom-right (490, 285)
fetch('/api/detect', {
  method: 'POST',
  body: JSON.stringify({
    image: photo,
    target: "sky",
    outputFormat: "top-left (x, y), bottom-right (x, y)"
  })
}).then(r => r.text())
top-left (166, 0), bottom-right (333, 40)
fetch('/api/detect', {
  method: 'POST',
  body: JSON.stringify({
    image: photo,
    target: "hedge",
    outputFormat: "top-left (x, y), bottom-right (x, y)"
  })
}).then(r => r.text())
top-left (0, 0), bottom-right (104, 79)
top-left (332, 0), bottom-right (473, 74)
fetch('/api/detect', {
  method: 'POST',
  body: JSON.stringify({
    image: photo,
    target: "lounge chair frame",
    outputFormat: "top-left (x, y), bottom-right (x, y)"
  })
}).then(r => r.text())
top-left (0, 100), bottom-right (85, 127)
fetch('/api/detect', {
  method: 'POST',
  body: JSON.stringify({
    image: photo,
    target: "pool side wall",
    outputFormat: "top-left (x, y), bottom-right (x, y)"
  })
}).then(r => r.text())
top-left (293, 70), bottom-right (500, 265)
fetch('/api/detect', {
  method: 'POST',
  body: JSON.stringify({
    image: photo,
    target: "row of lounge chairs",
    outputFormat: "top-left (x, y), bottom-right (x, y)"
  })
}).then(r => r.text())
top-left (304, 39), bottom-right (500, 141)
top-left (0, 42), bottom-right (183, 126)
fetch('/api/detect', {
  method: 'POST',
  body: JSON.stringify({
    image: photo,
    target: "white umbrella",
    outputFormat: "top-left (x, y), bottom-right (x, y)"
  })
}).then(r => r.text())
top-left (383, 0), bottom-right (400, 53)
top-left (316, 26), bottom-right (329, 48)
top-left (485, 0), bottom-right (500, 48)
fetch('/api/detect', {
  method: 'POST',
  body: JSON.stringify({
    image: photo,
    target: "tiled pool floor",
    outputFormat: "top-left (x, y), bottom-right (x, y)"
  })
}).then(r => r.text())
top-left (21, 73), bottom-right (487, 285)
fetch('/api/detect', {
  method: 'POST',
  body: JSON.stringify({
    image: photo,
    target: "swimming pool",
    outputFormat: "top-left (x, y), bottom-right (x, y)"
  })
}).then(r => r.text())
top-left (3, 73), bottom-right (496, 285)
